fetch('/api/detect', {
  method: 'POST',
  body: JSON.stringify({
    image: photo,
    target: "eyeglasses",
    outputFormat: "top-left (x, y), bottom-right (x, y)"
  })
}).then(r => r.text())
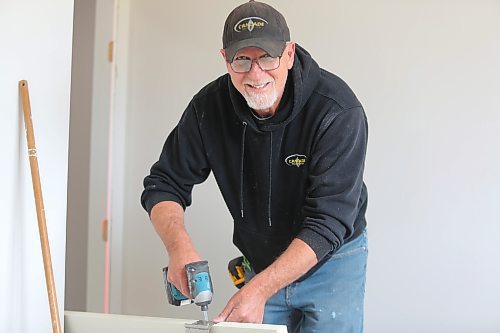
top-left (229, 54), bottom-right (281, 73)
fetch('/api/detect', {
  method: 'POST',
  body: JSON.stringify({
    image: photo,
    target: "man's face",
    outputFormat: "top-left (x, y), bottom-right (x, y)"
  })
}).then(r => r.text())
top-left (221, 43), bottom-right (295, 116)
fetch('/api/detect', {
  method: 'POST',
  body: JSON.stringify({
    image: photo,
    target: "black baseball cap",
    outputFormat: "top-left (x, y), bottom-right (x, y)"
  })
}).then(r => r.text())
top-left (222, 1), bottom-right (291, 62)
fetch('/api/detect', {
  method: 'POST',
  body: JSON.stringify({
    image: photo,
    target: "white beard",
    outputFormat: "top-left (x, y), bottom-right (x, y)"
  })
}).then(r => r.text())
top-left (242, 82), bottom-right (278, 111)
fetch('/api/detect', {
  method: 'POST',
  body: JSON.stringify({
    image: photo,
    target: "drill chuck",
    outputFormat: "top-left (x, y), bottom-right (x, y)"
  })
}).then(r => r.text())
top-left (186, 261), bottom-right (213, 308)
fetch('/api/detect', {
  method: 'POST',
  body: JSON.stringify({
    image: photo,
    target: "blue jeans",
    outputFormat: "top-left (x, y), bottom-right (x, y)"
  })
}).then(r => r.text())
top-left (248, 229), bottom-right (368, 333)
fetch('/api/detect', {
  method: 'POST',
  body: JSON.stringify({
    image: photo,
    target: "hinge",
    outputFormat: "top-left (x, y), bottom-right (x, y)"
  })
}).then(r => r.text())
top-left (101, 219), bottom-right (108, 241)
top-left (108, 41), bottom-right (114, 63)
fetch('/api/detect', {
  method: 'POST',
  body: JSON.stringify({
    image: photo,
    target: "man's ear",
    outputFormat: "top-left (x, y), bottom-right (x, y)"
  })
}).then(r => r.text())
top-left (286, 42), bottom-right (296, 70)
top-left (220, 49), bottom-right (227, 61)
top-left (220, 49), bottom-right (232, 72)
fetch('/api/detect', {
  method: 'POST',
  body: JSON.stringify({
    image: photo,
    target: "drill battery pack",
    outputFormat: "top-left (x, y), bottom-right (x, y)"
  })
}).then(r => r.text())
top-left (162, 266), bottom-right (193, 306)
top-left (227, 256), bottom-right (251, 289)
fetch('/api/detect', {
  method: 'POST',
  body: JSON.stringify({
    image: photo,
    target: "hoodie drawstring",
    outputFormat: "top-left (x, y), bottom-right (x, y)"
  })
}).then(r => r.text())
top-left (240, 122), bottom-right (247, 219)
top-left (239, 122), bottom-right (273, 227)
top-left (268, 132), bottom-right (273, 227)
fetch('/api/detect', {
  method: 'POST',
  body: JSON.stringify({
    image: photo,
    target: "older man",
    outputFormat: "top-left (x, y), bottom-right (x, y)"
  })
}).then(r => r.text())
top-left (141, 1), bottom-right (368, 332)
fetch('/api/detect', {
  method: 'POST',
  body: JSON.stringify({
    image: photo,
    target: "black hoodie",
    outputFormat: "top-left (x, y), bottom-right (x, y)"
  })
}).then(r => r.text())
top-left (141, 45), bottom-right (368, 276)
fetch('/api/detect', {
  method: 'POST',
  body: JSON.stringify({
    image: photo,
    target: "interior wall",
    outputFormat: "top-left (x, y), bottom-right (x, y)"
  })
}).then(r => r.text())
top-left (66, 0), bottom-right (97, 312)
top-left (81, 0), bottom-right (500, 332)
top-left (0, 0), bottom-right (74, 331)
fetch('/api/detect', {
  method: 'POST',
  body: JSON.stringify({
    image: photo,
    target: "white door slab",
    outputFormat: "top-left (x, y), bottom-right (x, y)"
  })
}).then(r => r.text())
top-left (65, 311), bottom-right (287, 333)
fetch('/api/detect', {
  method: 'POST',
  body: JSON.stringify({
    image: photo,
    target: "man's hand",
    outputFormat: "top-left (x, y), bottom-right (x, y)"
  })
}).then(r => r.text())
top-left (167, 251), bottom-right (202, 297)
top-left (213, 281), bottom-right (268, 324)
top-left (150, 201), bottom-right (201, 296)
top-left (214, 238), bottom-right (318, 324)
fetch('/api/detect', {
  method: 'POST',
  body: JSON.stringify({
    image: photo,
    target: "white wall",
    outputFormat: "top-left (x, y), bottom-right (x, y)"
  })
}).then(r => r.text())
top-left (66, 0), bottom-right (96, 312)
top-left (0, 0), bottom-right (74, 332)
top-left (80, 0), bottom-right (500, 332)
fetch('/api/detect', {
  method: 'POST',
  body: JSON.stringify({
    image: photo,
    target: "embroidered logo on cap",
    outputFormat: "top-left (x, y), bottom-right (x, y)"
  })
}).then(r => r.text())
top-left (285, 154), bottom-right (307, 168)
top-left (234, 17), bottom-right (268, 33)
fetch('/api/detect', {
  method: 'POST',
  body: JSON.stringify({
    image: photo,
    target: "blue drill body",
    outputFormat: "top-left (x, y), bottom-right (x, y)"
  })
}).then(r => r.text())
top-left (163, 261), bottom-right (213, 320)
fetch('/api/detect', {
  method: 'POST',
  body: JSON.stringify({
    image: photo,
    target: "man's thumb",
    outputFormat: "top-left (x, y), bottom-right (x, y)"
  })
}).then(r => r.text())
top-left (213, 306), bottom-right (231, 323)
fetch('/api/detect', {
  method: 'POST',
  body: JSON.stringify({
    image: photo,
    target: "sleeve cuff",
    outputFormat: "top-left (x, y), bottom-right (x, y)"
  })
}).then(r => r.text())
top-left (296, 228), bottom-right (338, 262)
top-left (142, 192), bottom-right (186, 216)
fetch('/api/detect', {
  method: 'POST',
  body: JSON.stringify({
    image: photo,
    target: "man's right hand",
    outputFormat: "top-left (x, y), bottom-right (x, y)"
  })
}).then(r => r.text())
top-left (150, 201), bottom-right (202, 298)
top-left (167, 250), bottom-right (202, 297)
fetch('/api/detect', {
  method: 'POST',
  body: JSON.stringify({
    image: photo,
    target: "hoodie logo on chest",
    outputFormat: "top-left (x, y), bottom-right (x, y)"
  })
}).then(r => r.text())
top-left (285, 154), bottom-right (307, 168)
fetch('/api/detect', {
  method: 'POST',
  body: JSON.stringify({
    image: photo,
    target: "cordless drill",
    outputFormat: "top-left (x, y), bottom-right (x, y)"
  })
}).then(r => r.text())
top-left (163, 260), bottom-right (213, 321)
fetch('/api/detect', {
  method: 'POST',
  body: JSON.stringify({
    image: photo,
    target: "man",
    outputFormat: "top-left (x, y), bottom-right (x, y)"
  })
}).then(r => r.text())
top-left (141, 1), bottom-right (368, 332)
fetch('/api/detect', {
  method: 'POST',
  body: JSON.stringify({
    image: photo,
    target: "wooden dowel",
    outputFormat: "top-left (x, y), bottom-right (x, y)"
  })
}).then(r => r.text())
top-left (19, 80), bottom-right (62, 333)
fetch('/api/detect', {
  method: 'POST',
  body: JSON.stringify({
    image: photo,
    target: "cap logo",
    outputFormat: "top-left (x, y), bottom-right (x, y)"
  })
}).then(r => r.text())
top-left (234, 17), bottom-right (268, 33)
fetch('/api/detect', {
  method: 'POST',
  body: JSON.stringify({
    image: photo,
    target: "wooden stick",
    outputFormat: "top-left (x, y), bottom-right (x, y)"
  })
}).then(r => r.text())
top-left (19, 80), bottom-right (62, 333)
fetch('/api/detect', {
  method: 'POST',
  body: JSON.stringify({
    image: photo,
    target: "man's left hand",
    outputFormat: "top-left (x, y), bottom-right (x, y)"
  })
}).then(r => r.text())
top-left (214, 239), bottom-right (317, 324)
top-left (213, 282), bottom-right (268, 324)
